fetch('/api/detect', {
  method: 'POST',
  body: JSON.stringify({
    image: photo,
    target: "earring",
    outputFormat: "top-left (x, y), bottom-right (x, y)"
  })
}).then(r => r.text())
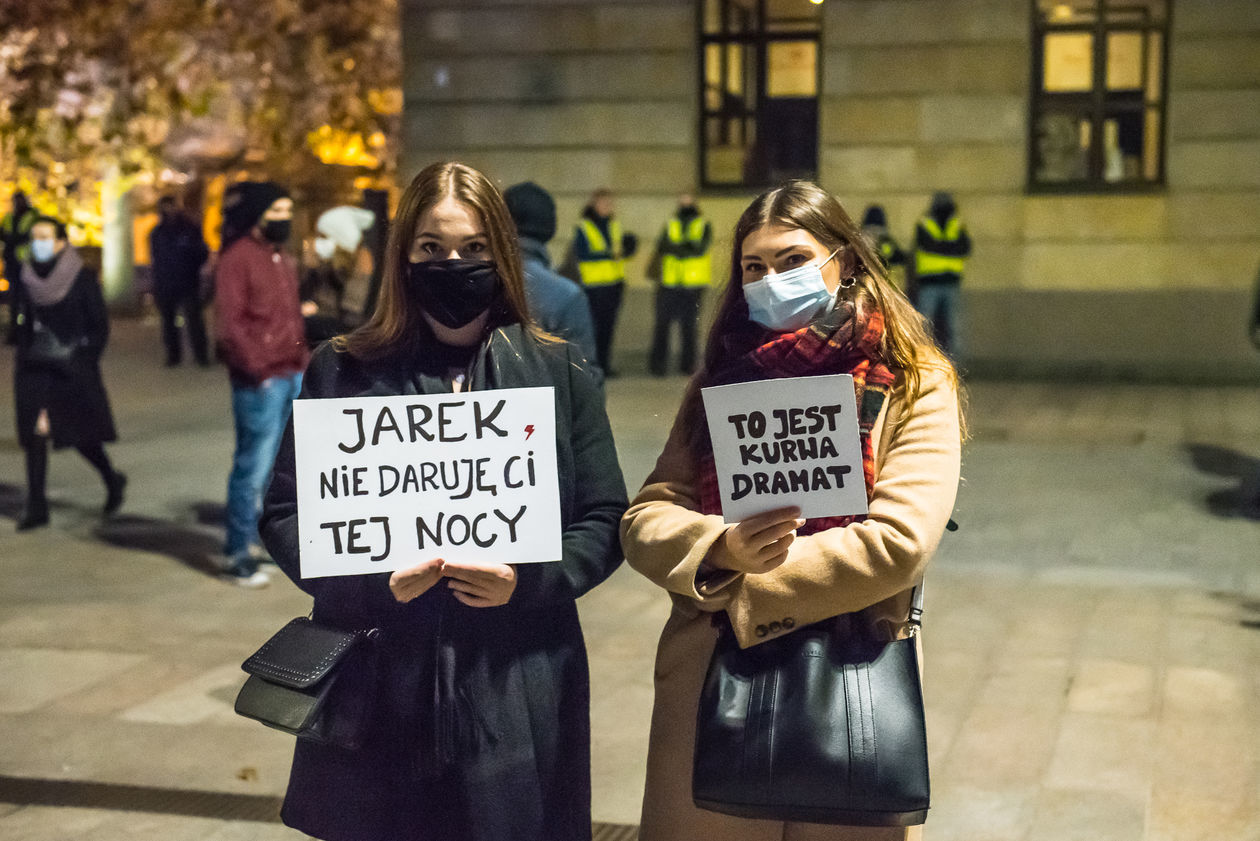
top-left (839, 274), bottom-right (858, 289)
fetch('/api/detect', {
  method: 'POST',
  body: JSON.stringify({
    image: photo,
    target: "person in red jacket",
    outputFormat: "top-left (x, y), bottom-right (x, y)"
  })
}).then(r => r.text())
top-left (214, 181), bottom-right (309, 587)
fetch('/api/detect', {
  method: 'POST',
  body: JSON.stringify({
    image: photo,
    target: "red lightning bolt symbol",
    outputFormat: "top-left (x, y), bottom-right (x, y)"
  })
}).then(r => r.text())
top-left (524, 424), bottom-right (535, 440)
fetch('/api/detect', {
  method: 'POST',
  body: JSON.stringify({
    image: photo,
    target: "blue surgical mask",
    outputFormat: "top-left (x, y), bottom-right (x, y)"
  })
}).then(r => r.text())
top-left (30, 239), bottom-right (56, 263)
top-left (743, 250), bottom-right (839, 332)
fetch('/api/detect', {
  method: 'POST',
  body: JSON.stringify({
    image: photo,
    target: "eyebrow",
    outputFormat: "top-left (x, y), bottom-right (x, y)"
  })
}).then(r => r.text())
top-left (414, 231), bottom-right (486, 241)
top-left (742, 244), bottom-right (811, 262)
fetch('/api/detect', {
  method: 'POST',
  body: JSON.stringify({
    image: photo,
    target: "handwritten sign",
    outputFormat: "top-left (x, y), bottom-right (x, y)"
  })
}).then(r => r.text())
top-left (701, 374), bottom-right (866, 522)
top-left (292, 387), bottom-right (561, 578)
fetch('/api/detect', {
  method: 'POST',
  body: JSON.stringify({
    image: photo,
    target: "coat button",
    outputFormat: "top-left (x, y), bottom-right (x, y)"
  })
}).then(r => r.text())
top-left (783, 617), bottom-right (796, 629)
top-left (755, 624), bottom-right (768, 637)
top-left (768, 621), bottom-right (782, 633)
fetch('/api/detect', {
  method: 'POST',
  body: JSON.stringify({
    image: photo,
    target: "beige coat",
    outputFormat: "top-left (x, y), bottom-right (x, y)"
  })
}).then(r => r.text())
top-left (621, 368), bottom-right (962, 841)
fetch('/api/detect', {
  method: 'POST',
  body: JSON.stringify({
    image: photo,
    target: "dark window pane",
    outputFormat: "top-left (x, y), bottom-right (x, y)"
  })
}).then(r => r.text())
top-left (1102, 109), bottom-right (1146, 182)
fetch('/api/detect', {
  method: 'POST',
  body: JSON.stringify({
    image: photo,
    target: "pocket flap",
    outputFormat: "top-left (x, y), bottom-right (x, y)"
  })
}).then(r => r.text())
top-left (241, 617), bottom-right (359, 689)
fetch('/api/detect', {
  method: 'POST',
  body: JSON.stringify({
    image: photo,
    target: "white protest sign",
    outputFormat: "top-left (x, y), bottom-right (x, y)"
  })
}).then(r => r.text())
top-left (292, 387), bottom-right (561, 578)
top-left (701, 374), bottom-right (867, 522)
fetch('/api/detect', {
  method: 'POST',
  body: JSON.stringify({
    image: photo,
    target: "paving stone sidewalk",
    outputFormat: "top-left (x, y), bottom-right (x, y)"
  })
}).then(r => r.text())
top-left (0, 318), bottom-right (1257, 840)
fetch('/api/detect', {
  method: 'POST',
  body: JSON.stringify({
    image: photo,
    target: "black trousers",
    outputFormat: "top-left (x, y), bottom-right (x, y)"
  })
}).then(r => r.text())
top-left (649, 286), bottom-right (704, 376)
top-left (583, 282), bottom-right (624, 374)
top-left (156, 289), bottom-right (208, 365)
top-left (24, 437), bottom-right (116, 513)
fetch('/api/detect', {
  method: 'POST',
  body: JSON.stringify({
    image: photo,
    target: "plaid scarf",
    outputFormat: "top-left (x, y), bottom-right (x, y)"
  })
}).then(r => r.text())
top-left (697, 301), bottom-right (897, 535)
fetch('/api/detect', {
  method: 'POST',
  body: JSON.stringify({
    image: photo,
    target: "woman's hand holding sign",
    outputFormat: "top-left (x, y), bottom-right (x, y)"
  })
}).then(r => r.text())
top-left (709, 506), bottom-right (806, 574)
top-left (388, 558), bottom-right (446, 603)
top-left (444, 562), bottom-right (517, 608)
top-left (389, 559), bottom-right (518, 607)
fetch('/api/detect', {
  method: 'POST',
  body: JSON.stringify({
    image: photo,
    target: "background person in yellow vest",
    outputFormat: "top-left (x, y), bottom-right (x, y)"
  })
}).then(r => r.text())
top-left (913, 191), bottom-right (971, 358)
top-left (1, 191), bottom-right (39, 300)
top-left (571, 187), bottom-right (637, 376)
top-left (647, 192), bottom-right (711, 377)
top-left (861, 204), bottom-right (908, 294)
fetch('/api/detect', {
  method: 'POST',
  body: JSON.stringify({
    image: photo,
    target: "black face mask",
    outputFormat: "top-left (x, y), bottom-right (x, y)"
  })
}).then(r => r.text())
top-left (407, 259), bottom-right (502, 329)
top-left (261, 219), bottom-right (291, 244)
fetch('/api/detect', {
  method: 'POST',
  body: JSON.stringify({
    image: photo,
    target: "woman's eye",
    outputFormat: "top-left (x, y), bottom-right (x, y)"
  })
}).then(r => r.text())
top-left (782, 253), bottom-right (807, 269)
top-left (464, 241), bottom-right (487, 255)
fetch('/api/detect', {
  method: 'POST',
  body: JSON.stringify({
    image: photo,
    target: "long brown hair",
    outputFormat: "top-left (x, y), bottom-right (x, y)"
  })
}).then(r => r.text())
top-left (681, 180), bottom-right (964, 442)
top-left (337, 161), bottom-right (538, 359)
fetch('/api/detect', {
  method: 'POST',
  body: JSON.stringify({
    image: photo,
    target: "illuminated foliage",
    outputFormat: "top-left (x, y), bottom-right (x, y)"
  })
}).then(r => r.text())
top-left (0, 0), bottom-right (401, 239)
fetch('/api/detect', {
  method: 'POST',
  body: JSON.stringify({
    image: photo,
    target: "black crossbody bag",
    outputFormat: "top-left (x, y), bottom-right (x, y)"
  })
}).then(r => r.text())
top-left (693, 583), bottom-right (929, 826)
top-left (234, 617), bottom-right (381, 751)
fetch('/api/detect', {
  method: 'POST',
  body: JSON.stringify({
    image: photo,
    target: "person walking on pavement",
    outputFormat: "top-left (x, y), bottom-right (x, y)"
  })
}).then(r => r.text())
top-left (214, 182), bottom-right (309, 587)
top-left (504, 181), bottom-right (599, 372)
top-left (571, 187), bottom-right (637, 376)
top-left (149, 195), bottom-right (211, 366)
top-left (260, 161), bottom-right (627, 841)
top-left (1, 190), bottom-right (38, 297)
top-left (648, 192), bottom-right (712, 377)
top-left (912, 191), bottom-right (971, 358)
top-left (7, 215), bottom-right (126, 530)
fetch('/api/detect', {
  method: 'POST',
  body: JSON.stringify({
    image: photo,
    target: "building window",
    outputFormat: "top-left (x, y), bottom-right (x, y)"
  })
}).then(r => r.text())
top-left (700, 0), bottom-right (821, 189)
top-left (1029, 0), bottom-right (1170, 192)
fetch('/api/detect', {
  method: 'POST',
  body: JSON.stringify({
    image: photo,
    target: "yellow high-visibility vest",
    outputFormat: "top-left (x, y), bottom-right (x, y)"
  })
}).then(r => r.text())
top-left (1, 208), bottom-right (38, 263)
top-left (576, 218), bottom-right (625, 287)
top-left (914, 215), bottom-right (966, 276)
top-left (661, 216), bottom-right (711, 288)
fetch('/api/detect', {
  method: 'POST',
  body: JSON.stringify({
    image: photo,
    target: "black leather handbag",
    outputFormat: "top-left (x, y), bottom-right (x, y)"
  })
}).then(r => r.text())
top-left (693, 584), bottom-right (929, 826)
top-left (234, 617), bottom-right (381, 751)
top-left (26, 318), bottom-right (78, 373)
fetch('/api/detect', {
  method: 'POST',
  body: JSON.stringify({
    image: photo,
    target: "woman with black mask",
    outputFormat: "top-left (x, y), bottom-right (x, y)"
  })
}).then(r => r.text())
top-left (258, 162), bottom-right (628, 841)
top-left (7, 215), bottom-right (126, 530)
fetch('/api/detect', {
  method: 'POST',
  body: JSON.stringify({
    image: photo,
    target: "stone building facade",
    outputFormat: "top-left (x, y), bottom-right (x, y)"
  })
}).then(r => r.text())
top-left (403, 0), bottom-right (1260, 379)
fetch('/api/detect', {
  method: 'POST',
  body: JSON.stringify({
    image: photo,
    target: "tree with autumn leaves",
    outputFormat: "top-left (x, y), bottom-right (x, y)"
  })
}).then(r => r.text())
top-left (0, 0), bottom-right (401, 244)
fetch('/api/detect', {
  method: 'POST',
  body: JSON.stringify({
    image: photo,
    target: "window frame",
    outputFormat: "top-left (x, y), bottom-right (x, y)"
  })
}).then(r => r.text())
top-left (697, 0), bottom-right (822, 191)
top-left (1026, 0), bottom-right (1173, 195)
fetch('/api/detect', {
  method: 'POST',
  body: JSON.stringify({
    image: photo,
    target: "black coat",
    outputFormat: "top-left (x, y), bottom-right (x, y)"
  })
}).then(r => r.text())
top-left (148, 215), bottom-right (209, 301)
top-left (259, 325), bottom-right (628, 841)
top-left (8, 262), bottom-right (117, 449)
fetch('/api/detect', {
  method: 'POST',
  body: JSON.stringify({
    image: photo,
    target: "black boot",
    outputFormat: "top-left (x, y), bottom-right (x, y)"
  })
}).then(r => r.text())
top-left (21, 440), bottom-right (50, 530)
top-left (17, 504), bottom-right (49, 531)
top-left (104, 471), bottom-right (128, 516)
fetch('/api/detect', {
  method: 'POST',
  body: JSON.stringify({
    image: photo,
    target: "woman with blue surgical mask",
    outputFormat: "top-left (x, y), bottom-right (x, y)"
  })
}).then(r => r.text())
top-left (621, 181), bottom-right (965, 841)
top-left (9, 215), bottom-right (126, 530)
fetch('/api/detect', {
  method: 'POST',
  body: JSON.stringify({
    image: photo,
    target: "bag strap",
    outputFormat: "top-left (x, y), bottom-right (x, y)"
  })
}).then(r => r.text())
top-left (908, 579), bottom-right (925, 630)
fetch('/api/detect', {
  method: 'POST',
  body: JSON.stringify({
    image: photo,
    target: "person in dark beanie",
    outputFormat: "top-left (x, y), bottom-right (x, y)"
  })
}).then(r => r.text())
top-left (912, 191), bottom-right (971, 357)
top-left (504, 182), bottom-right (599, 374)
top-left (861, 204), bottom-right (909, 297)
top-left (7, 215), bottom-right (126, 530)
top-left (214, 182), bottom-right (309, 587)
top-left (149, 195), bottom-right (210, 366)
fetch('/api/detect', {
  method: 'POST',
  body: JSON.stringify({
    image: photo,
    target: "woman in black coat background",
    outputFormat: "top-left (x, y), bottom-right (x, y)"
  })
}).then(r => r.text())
top-left (7, 215), bottom-right (126, 530)
top-left (259, 162), bottom-right (628, 841)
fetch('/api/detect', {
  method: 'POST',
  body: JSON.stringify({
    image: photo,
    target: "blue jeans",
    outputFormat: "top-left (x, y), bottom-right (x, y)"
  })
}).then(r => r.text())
top-left (225, 373), bottom-right (302, 561)
top-left (915, 282), bottom-right (962, 359)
